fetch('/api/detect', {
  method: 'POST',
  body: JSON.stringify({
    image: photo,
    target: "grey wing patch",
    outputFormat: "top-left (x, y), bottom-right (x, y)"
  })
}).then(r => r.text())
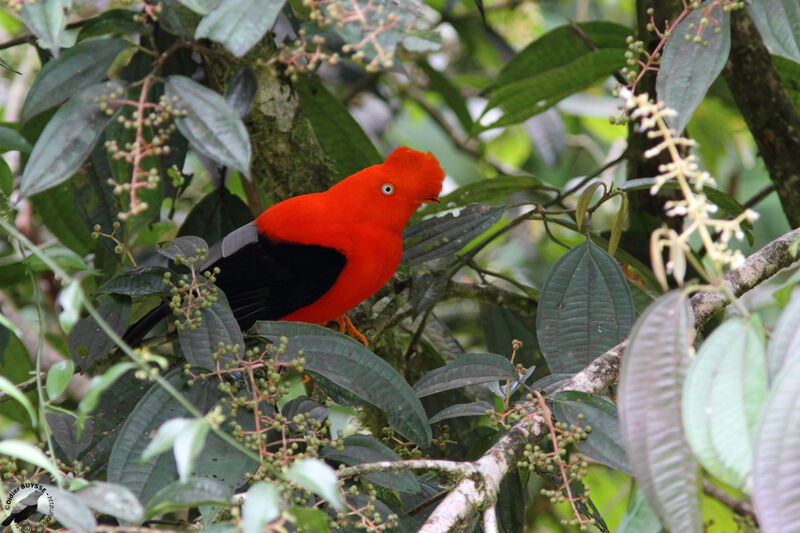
top-left (199, 222), bottom-right (258, 270)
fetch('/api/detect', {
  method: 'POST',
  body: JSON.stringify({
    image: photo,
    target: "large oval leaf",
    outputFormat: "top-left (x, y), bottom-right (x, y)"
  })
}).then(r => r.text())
top-left (283, 334), bottom-right (431, 447)
top-left (43, 485), bottom-right (97, 533)
top-left (75, 482), bottom-right (144, 523)
top-left (413, 352), bottom-right (517, 397)
top-left (165, 75), bottom-right (251, 177)
top-left (682, 315), bottom-right (767, 491)
top-left (766, 290), bottom-right (800, 381)
top-left (18, 0), bottom-right (68, 57)
top-left (402, 204), bottom-right (504, 266)
top-left (749, 1), bottom-right (800, 61)
top-left (477, 21), bottom-right (629, 131)
top-left (294, 75), bottom-right (382, 178)
top-left (195, 0), bottom-right (286, 57)
top-left (177, 293), bottom-right (243, 371)
top-left (107, 368), bottom-right (256, 502)
top-left (553, 391), bottom-right (631, 475)
top-left (21, 37), bottom-right (129, 124)
top-left (618, 291), bottom-right (701, 533)
top-left (20, 82), bottom-right (122, 197)
top-left (752, 347), bottom-right (800, 532)
top-left (656, 3), bottom-right (731, 134)
top-left (322, 434), bottom-right (421, 494)
top-left (536, 239), bottom-right (635, 374)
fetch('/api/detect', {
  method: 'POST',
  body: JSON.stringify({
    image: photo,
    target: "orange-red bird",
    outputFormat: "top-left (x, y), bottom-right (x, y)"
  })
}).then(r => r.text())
top-left (126, 147), bottom-right (444, 343)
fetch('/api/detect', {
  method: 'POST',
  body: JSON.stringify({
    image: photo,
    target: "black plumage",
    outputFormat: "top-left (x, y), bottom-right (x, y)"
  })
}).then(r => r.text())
top-left (123, 223), bottom-right (346, 344)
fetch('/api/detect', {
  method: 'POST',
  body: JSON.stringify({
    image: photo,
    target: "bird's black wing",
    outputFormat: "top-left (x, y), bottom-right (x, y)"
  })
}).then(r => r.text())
top-left (206, 223), bottom-right (347, 330)
top-left (122, 224), bottom-right (347, 346)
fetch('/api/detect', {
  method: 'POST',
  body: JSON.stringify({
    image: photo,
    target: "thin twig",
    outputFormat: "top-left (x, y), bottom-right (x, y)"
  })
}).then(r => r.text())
top-left (702, 479), bottom-right (758, 524)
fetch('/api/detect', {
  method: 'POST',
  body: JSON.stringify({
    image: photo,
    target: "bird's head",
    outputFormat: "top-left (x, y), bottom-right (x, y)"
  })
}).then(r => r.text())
top-left (329, 146), bottom-right (445, 231)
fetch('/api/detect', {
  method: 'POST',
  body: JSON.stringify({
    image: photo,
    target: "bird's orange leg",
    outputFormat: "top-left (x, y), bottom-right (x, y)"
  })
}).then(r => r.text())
top-left (333, 315), bottom-right (369, 346)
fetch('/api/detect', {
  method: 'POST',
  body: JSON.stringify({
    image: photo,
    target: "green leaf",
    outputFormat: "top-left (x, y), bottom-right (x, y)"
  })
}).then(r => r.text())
top-left (0, 158), bottom-right (11, 193)
top-left (242, 481), bottom-right (282, 533)
top-left (408, 268), bottom-right (449, 318)
top-left (77, 9), bottom-right (149, 39)
top-left (477, 21), bottom-right (629, 131)
top-left (283, 333), bottom-right (432, 447)
top-left (141, 418), bottom-right (208, 483)
top-left (158, 235), bottom-right (209, 261)
top-left (402, 204), bottom-right (504, 266)
top-left (177, 293), bottom-right (243, 371)
top-left (21, 37), bottom-right (129, 124)
top-left (616, 488), bottom-right (662, 533)
top-left (98, 267), bottom-right (172, 297)
top-left (413, 352), bottom-right (517, 397)
top-left (480, 305), bottom-right (539, 368)
top-left (0, 375), bottom-right (38, 428)
top-left (285, 458), bottom-right (345, 511)
top-left (426, 175), bottom-right (551, 214)
top-left (30, 180), bottom-right (97, 255)
top-left (536, 240), bottom-right (635, 374)
top-left (75, 482), bottom-right (144, 523)
top-left (225, 68), bottom-right (257, 118)
top-left (428, 401), bottom-right (494, 424)
top-left (322, 434), bottom-right (421, 494)
top-left (287, 507), bottom-right (329, 533)
top-left (146, 478), bottom-right (230, 518)
top-left (0, 124), bottom-right (33, 153)
top-left (46, 360), bottom-right (75, 400)
top-left (552, 391), bottom-right (630, 475)
top-left (682, 315), bottom-right (767, 491)
top-left (108, 368), bottom-right (256, 502)
top-left (575, 181), bottom-right (605, 232)
top-left (44, 485), bottom-right (97, 533)
top-left (751, 345), bottom-right (800, 531)
top-left (656, 3), bottom-right (731, 134)
top-left (178, 186), bottom-right (253, 243)
top-left (618, 291), bottom-right (701, 533)
top-left (165, 75), bottom-right (252, 177)
top-left (0, 440), bottom-right (63, 483)
top-left (18, 0), bottom-right (68, 56)
top-left (294, 75), bottom-right (382, 178)
top-left (175, 0), bottom-right (220, 14)
top-left (195, 0), bottom-right (286, 57)
top-left (608, 193), bottom-right (628, 256)
top-left (767, 289), bottom-right (800, 380)
top-left (493, 21), bottom-right (629, 88)
top-left (750, 1), bottom-right (800, 62)
top-left (418, 60), bottom-right (473, 132)
top-left (20, 82), bottom-right (122, 197)
top-left (249, 320), bottom-right (344, 339)
top-left (78, 361), bottom-right (137, 416)
top-left (68, 294), bottom-right (131, 371)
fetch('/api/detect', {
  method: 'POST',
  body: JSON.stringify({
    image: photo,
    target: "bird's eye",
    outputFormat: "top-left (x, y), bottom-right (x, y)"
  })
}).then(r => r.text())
top-left (381, 183), bottom-right (395, 195)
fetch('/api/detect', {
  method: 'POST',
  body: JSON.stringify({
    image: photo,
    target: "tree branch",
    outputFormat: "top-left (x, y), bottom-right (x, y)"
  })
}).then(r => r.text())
top-left (417, 413), bottom-right (544, 533)
top-left (338, 459), bottom-right (469, 478)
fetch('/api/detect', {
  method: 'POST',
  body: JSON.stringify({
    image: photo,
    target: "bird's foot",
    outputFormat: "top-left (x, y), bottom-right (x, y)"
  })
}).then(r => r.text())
top-left (333, 315), bottom-right (369, 346)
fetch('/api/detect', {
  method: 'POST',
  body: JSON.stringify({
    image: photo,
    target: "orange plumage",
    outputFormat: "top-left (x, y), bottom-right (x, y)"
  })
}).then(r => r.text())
top-left (124, 147), bottom-right (445, 345)
top-left (255, 147), bottom-right (444, 324)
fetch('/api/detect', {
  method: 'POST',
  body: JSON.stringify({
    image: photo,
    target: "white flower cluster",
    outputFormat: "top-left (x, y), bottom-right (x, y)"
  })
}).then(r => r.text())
top-left (626, 93), bottom-right (759, 287)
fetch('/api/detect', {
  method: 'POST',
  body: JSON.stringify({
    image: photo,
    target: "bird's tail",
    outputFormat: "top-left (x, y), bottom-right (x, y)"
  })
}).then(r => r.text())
top-left (2, 514), bottom-right (15, 526)
top-left (122, 304), bottom-right (169, 347)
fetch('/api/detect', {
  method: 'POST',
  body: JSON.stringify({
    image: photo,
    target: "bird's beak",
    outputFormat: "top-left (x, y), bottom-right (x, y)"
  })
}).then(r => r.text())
top-left (422, 196), bottom-right (440, 204)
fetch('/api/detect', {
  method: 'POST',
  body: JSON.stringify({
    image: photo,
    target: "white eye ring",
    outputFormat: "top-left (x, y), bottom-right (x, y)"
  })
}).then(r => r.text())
top-left (381, 183), bottom-right (395, 195)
